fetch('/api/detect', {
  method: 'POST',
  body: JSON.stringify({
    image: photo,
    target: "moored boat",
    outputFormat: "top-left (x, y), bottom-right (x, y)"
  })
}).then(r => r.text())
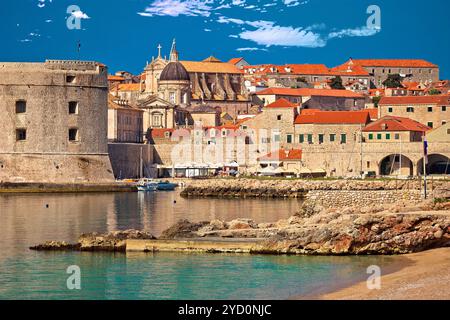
top-left (137, 179), bottom-right (158, 192)
top-left (157, 180), bottom-right (178, 191)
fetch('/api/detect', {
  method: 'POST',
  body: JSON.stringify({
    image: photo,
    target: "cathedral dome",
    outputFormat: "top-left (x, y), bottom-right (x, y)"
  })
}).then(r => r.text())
top-left (159, 62), bottom-right (190, 82)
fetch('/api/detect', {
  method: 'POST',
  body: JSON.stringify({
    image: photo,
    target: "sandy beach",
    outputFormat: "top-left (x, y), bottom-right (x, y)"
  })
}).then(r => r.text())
top-left (318, 248), bottom-right (450, 300)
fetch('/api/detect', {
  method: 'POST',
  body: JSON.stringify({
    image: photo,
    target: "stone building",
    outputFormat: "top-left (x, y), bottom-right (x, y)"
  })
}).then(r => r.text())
top-left (257, 148), bottom-right (304, 176)
top-left (0, 60), bottom-right (114, 183)
top-left (108, 95), bottom-right (143, 143)
top-left (378, 95), bottom-right (450, 129)
top-left (141, 40), bottom-right (251, 119)
top-left (255, 88), bottom-right (367, 110)
top-left (336, 59), bottom-right (440, 88)
top-left (240, 98), bottom-right (300, 149)
top-left (242, 63), bottom-right (370, 92)
top-left (294, 110), bottom-right (371, 146)
top-left (362, 116), bottom-right (431, 176)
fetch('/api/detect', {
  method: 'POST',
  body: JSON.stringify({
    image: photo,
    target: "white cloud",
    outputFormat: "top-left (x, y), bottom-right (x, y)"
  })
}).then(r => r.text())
top-left (139, 0), bottom-right (214, 17)
top-left (204, 28), bottom-right (212, 32)
top-left (71, 10), bottom-right (90, 19)
top-left (328, 26), bottom-right (381, 39)
top-left (217, 16), bottom-right (245, 24)
top-left (37, 0), bottom-right (52, 8)
top-left (239, 24), bottom-right (326, 48)
top-left (232, 0), bottom-right (246, 6)
top-left (236, 47), bottom-right (268, 52)
top-left (19, 39), bottom-right (32, 43)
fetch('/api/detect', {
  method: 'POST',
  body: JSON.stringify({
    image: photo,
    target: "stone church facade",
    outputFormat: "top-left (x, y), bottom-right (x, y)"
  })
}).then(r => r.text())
top-left (140, 40), bottom-right (251, 124)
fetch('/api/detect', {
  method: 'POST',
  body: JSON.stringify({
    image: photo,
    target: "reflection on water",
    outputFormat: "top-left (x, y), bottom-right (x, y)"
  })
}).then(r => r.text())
top-left (0, 192), bottom-right (300, 259)
top-left (0, 192), bottom-right (404, 300)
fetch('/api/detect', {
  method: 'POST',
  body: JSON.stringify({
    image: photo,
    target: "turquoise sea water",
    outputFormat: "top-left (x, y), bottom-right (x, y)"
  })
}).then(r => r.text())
top-left (0, 192), bottom-right (402, 300)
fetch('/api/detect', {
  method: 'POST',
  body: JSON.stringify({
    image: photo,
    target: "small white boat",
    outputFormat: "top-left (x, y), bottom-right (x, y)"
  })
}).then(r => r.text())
top-left (136, 179), bottom-right (158, 192)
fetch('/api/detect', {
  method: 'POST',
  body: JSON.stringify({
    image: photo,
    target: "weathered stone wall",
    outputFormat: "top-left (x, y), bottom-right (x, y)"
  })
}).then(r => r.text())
top-left (0, 153), bottom-right (114, 183)
top-left (0, 60), bottom-right (114, 183)
top-left (180, 178), bottom-right (448, 199)
top-left (108, 143), bottom-right (154, 179)
top-left (303, 189), bottom-right (423, 209)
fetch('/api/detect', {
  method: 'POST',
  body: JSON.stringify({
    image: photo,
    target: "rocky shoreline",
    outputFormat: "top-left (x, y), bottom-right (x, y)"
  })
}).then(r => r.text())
top-left (180, 178), bottom-right (448, 199)
top-left (30, 199), bottom-right (450, 255)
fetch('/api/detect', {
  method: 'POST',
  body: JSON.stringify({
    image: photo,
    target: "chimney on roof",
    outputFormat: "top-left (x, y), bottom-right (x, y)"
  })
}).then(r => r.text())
top-left (382, 123), bottom-right (388, 131)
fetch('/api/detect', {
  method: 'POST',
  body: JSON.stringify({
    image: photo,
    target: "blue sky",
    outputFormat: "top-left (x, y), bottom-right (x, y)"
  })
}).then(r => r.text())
top-left (2, 0), bottom-right (450, 78)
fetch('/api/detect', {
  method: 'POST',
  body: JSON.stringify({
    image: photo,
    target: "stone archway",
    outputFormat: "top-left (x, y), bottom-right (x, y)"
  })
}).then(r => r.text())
top-left (379, 154), bottom-right (413, 176)
top-left (417, 154), bottom-right (450, 175)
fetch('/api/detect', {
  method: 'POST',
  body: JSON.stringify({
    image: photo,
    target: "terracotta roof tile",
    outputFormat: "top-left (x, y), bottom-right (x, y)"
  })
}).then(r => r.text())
top-left (117, 83), bottom-right (142, 92)
top-left (257, 88), bottom-right (364, 98)
top-left (180, 60), bottom-right (242, 74)
top-left (350, 59), bottom-right (438, 68)
top-left (362, 116), bottom-right (431, 132)
top-left (379, 95), bottom-right (450, 105)
top-left (295, 110), bottom-right (371, 125)
top-left (108, 75), bottom-right (125, 81)
top-left (228, 57), bottom-right (243, 65)
top-left (265, 98), bottom-right (298, 108)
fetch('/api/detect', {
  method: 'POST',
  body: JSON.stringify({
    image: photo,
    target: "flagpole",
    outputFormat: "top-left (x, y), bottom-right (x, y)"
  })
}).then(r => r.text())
top-left (422, 134), bottom-right (427, 199)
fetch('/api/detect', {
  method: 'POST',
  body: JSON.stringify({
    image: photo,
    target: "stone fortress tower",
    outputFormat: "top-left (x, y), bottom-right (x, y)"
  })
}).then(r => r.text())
top-left (0, 60), bottom-right (114, 183)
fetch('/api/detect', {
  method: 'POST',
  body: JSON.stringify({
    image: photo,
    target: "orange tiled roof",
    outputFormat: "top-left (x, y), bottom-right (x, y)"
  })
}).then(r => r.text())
top-left (379, 95), bottom-right (450, 105)
top-left (369, 88), bottom-right (385, 97)
top-left (284, 64), bottom-right (330, 75)
top-left (108, 75), bottom-right (125, 81)
top-left (350, 59), bottom-right (438, 68)
top-left (228, 57), bottom-right (244, 65)
top-left (265, 98), bottom-right (298, 108)
top-left (366, 108), bottom-right (379, 120)
top-left (300, 109), bottom-right (321, 115)
top-left (257, 88), bottom-right (364, 98)
top-left (149, 128), bottom-right (175, 138)
top-left (362, 116), bottom-right (431, 132)
top-left (180, 60), bottom-right (242, 74)
top-left (117, 83), bottom-right (142, 92)
top-left (329, 64), bottom-right (370, 76)
top-left (295, 110), bottom-right (371, 125)
top-left (258, 148), bottom-right (302, 161)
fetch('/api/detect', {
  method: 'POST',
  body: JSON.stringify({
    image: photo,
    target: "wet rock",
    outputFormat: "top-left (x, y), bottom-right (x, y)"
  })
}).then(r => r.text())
top-left (30, 230), bottom-right (156, 252)
top-left (30, 241), bottom-right (80, 251)
top-left (159, 219), bottom-right (209, 239)
top-left (228, 218), bottom-right (256, 230)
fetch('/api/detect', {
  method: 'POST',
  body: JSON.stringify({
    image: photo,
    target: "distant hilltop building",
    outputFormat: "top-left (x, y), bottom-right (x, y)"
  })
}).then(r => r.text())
top-left (0, 60), bottom-right (114, 183)
top-left (336, 59), bottom-right (439, 88)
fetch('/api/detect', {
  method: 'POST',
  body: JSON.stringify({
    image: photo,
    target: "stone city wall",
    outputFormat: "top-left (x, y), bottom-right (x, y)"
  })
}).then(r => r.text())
top-left (108, 143), bottom-right (154, 179)
top-left (303, 189), bottom-right (423, 209)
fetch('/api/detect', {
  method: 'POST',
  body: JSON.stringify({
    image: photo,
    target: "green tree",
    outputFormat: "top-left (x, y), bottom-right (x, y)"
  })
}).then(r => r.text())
top-left (372, 96), bottom-right (382, 107)
top-left (382, 74), bottom-right (403, 88)
top-left (428, 89), bottom-right (442, 95)
top-left (330, 76), bottom-right (345, 90)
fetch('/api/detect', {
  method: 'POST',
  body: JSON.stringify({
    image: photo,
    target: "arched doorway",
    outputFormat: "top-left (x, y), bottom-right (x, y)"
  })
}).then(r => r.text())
top-left (417, 154), bottom-right (450, 175)
top-left (379, 154), bottom-right (413, 176)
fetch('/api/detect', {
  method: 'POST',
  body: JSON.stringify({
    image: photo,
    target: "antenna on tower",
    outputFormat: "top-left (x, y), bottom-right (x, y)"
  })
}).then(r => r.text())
top-left (77, 40), bottom-right (81, 60)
